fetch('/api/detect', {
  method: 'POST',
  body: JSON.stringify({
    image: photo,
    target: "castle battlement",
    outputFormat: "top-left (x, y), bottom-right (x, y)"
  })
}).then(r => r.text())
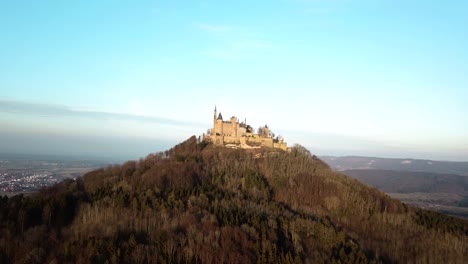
top-left (204, 106), bottom-right (288, 150)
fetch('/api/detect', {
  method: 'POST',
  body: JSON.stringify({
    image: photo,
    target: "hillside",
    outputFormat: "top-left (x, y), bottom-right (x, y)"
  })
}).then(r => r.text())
top-left (0, 137), bottom-right (467, 263)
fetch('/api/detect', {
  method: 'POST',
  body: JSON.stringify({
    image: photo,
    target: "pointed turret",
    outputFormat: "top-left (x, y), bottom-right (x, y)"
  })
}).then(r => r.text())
top-left (214, 105), bottom-right (217, 121)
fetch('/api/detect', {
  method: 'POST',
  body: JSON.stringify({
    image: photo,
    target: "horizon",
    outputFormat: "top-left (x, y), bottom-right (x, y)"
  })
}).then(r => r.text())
top-left (1, 134), bottom-right (467, 163)
top-left (1, 1), bottom-right (467, 162)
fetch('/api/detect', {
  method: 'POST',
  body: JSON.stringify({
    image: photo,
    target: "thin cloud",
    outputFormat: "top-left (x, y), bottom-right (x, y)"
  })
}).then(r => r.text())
top-left (196, 23), bottom-right (232, 33)
top-left (230, 41), bottom-right (271, 50)
top-left (150, 8), bottom-right (161, 14)
top-left (287, 0), bottom-right (346, 15)
top-left (205, 49), bottom-right (238, 60)
top-left (196, 22), bottom-right (271, 60)
top-left (204, 40), bottom-right (271, 61)
top-left (304, 7), bottom-right (331, 14)
top-left (0, 99), bottom-right (205, 127)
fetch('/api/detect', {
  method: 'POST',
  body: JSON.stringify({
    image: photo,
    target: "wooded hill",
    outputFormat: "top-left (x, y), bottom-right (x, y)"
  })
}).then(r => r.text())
top-left (0, 136), bottom-right (467, 263)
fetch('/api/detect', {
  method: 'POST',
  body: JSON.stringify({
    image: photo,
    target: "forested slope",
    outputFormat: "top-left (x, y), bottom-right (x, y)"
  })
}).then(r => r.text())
top-left (0, 136), bottom-right (466, 263)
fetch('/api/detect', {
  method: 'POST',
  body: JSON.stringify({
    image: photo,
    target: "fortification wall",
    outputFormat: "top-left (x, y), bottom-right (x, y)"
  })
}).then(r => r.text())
top-left (273, 142), bottom-right (288, 151)
top-left (210, 135), bottom-right (224, 145)
top-left (246, 137), bottom-right (273, 147)
top-left (207, 134), bottom-right (287, 151)
top-left (222, 125), bottom-right (237, 137)
top-left (223, 136), bottom-right (241, 145)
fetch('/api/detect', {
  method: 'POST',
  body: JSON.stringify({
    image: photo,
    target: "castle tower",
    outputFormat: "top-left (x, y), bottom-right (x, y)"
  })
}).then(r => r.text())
top-left (230, 116), bottom-right (238, 137)
top-left (264, 125), bottom-right (269, 138)
top-left (213, 106), bottom-right (217, 128)
top-left (213, 109), bottom-right (224, 136)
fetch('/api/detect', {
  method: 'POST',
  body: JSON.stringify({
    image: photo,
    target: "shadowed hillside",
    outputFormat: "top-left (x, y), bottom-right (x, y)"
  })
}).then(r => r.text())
top-left (0, 137), bottom-right (466, 263)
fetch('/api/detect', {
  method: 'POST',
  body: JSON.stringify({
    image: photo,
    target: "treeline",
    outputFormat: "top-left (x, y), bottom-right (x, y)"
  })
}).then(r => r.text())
top-left (0, 136), bottom-right (467, 263)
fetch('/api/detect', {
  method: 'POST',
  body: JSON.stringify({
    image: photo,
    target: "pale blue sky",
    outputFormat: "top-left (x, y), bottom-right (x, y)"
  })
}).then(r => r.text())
top-left (1, 0), bottom-right (467, 161)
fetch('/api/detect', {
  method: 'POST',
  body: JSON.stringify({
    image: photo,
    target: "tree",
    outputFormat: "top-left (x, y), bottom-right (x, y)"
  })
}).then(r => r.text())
top-left (257, 127), bottom-right (264, 136)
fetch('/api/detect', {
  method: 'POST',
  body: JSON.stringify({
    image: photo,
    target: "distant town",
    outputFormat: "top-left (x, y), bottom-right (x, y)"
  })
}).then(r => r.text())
top-left (0, 155), bottom-right (107, 194)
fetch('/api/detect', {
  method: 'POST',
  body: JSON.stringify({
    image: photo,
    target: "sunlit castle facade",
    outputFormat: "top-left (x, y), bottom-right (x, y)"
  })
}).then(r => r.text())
top-left (204, 106), bottom-right (288, 150)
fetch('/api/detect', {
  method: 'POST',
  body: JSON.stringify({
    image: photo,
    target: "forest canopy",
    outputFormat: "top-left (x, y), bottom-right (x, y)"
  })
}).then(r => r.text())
top-left (0, 136), bottom-right (466, 263)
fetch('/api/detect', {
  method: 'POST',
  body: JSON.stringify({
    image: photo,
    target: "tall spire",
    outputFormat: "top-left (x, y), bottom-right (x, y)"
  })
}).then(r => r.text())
top-left (214, 105), bottom-right (217, 122)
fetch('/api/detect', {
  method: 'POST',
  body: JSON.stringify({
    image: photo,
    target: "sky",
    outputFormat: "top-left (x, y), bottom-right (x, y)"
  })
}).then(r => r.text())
top-left (1, 0), bottom-right (467, 161)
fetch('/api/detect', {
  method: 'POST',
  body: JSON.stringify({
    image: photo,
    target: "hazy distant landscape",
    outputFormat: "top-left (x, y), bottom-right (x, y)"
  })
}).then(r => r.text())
top-left (0, 153), bottom-right (107, 196)
top-left (321, 156), bottom-right (468, 175)
top-left (321, 156), bottom-right (468, 218)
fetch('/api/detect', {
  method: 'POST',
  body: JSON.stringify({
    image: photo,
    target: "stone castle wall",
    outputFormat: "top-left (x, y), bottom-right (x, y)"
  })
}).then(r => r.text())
top-left (211, 135), bottom-right (288, 151)
top-left (207, 108), bottom-right (288, 151)
top-left (213, 119), bottom-right (247, 138)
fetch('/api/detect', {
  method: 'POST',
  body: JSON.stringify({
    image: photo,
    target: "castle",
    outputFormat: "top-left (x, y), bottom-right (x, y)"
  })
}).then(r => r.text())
top-left (204, 107), bottom-right (288, 151)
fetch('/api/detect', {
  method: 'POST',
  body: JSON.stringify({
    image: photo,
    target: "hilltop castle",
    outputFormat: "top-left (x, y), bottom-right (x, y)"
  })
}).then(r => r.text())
top-left (204, 107), bottom-right (288, 151)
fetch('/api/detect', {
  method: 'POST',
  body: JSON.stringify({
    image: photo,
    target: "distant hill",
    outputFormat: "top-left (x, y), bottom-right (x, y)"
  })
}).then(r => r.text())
top-left (342, 169), bottom-right (467, 195)
top-left (320, 156), bottom-right (468, 175)
top-left (0, 137), bottom-right (466, 263)
top-left (320, 156), bottom-right (468, 218)
top-left (341, 169), bottom-right (468, 219)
